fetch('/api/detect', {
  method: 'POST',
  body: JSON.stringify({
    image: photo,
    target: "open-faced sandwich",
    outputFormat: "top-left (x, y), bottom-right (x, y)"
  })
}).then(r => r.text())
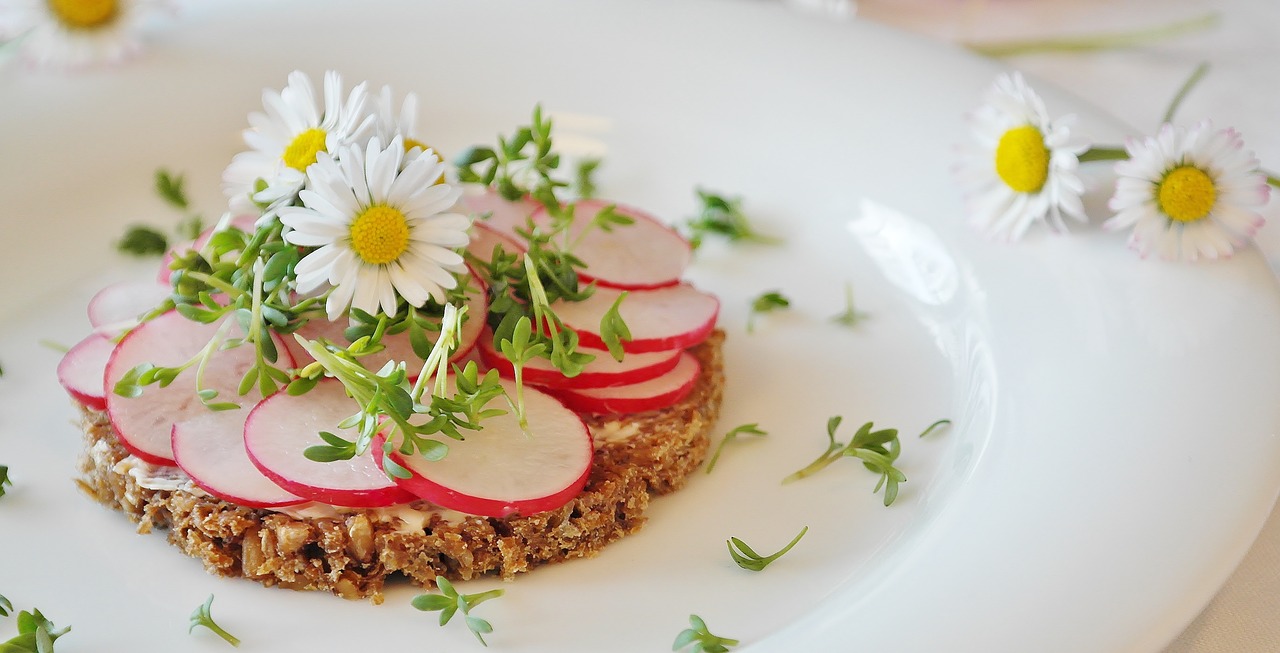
top-left (56, 71), bottom-right (724, 603)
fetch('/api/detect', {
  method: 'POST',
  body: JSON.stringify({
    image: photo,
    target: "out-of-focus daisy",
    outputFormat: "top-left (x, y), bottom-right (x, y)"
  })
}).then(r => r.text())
top-left (957, 72), bottom-right (1087, 241)
top-left (279, 136), bottom-right (471, 320)
top-left (376, 86), bottom-right (430, 160)
top-left (1105, 121), bottom-right (1270, 261)
top-left (0, 0), bottom-right (162, 68)
top-left (376, 85), bottom-right (446, 182)
top-left (222, 70), bottom-right (376, 223)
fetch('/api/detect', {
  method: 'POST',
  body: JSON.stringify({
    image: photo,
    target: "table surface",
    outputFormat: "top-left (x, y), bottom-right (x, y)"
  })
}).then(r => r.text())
top-left (849, 1), bottom-right (1280, 650)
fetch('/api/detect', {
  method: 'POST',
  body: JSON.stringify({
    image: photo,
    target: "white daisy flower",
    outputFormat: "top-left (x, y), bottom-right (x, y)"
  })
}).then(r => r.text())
top-left (1104, 120), bottom-right (1270, 261)
top-left (375, 86), bottom-right (426, 159)
top-left (0, 0), bottom-right (163, 68)
top-left (222, 70), bottom-right (376, 223)
top-left (375, 85), bottom-right (448, 184)
top-left (957, 72), bottom-right (1088, 241)
top-left (279, 135), bottom-right (471, 321)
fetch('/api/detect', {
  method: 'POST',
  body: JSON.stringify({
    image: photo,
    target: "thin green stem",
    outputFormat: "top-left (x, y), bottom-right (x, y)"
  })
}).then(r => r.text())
top-left (966, 12), bottom-right (1219, 57)
top-left (1268, 176), bottom-right (1280, 189)
top-left (781, 446), bottom-right (841, 484)
top-left (1162, 61), bottom-right (1211, 124)
top-left (1077, 147), bottom-right (1129, 164)
top-left (184, 271), bottom-right (246, 299)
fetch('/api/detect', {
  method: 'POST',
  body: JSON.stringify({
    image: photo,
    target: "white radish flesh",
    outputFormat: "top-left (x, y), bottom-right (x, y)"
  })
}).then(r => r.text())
top-left (553, 352), bottom-right (701, 415)
top-left (285, 277), bottom-right (488, 374)
top-left (531, 200), bottom-right (690, 290)
top-left (477, 328), bottom-right (682, 389)
top-left (381, 378), bottom-right (592, 518)
top-left (104, 311), bottom-right (273, 465)
top-left (467, 222), bottom-right (526, 264)
top-left (459, 189), bottom-right (537, 239)
top-left (244, 380), bottom-right (416, 508)
top-left (87, 280), bottom-right (171, 336)
top-left (172, 410), bottom-right (305, 508)
top-left (57, 331), bottom-right (115, 411)
top-left (554, 283), bottom-right (719, 353)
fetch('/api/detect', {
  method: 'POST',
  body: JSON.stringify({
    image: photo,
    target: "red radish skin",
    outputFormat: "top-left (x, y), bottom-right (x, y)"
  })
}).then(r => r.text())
top-left (378, 378), bottom-right (592, 518)
top-left (531, 200), bottom-right (691, 290)
top-left (554, 284), bottom-right (720, 353)
top-left (459, 189), bottom-right (538, 239)
top-left (57, 331), bottom-right (115, 411)
top-left (285, 269), bottom-right (488, 372)
top-left (104, 311), bottom-right (283, 465)
top-left (244, 380), bottom-right (416, 508)
top-left (86, 280), bottom-right (171, 335)
top-left (477, 328), bottom-right (682, 389)
top-left (172, 411), bottom-right (305, 509)
top-left (552, 352), bottom-right (701, 415)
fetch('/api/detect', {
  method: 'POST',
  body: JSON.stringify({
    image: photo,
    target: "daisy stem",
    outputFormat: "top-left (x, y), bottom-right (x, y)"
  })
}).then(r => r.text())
top-left (1162, 62), bottom-right (1211, 124)
top-left (965, 12), bottom-right (1219, 57)
top-left (1078, 147), bottom-right (1129, 164)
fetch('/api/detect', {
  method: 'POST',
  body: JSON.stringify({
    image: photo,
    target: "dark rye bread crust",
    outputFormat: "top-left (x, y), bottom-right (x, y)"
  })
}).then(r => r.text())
top-left (74, 331), bottom-right (724, 604)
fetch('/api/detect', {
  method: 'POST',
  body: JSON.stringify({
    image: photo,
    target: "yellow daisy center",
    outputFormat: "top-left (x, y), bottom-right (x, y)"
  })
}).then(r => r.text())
top-left (47, 0), bottom-right (117, 29)
top-left (283, 128), bottom-right (328, 172)
top-left (995, 125), bottom-right (1051, 194)
top-left (1157, 165), bottom-right (1217, 223)
top-left (349, 205), bottom-right (410, 265)
top-left (404, 137), bottom-right (431, 154)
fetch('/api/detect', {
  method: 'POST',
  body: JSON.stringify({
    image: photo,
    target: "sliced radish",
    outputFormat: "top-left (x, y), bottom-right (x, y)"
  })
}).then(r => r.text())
top-left (466, 221), bottom-right (526, 264)
top-left (459, 188), bottom-right (538, 238)
top-left (104, 311), bottom-right (279, 465)
top-left (531, 200), bottom-right (690, 290)
top-left (158, 215), bottom-right (258, 283)
top-left (378, 378), bottom-right (592, 518)
top-left (477, 328), bottom-right (682, 389)
top-left (554, 283), bottom-right (719, 353)
top-left (244, 380), bottom-right (416, 508)
top-left (552, 352), bottom-right (701, 415)
top-left (57, 331), bottom-right (115, 411)
top-left (285, 276), bottom-right (488, 373)
top-left (172, 409), bottom-right (305, 508)
top-left (87, 280), bottom-right (171, 335)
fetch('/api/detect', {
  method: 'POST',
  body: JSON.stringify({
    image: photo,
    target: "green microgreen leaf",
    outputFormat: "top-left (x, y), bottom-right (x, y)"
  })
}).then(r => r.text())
top-left (684, 188), bottom-right (780, 250)
top-left (0, 465), bottom-right (10, 500)
top-left (673, 614), bottom-right (738, 653)
top-left (783, 417), bottom-right (908, 507)
top-left (831, 281), bottom-right (869, 328)
top-left (412, 576), bottom-right (505, 647)
top-left (155, 169), bottom-right (190, 210)
top-left (704, 424), bottom-right (767, 474)
top-left (747, 290), bottom-right (790, 333)
top-left (726, 526), bottom-right (808, 572)
top-left (188, 594), bottom-right (240, 647)
top-left (3, 608), bottom-right (71, 652)
top-left (303, 431), bottom-right (358, 463)
top-left (574, 157), bottom-right (601, 199)
top-left (599, 291), bottom-right (631, 362)
top-left (0, 594), bottom-right (11, 618)
top-left (116, 225), bottom-right (169, 257)
top-left (456, 104), bottom-right (567, 206)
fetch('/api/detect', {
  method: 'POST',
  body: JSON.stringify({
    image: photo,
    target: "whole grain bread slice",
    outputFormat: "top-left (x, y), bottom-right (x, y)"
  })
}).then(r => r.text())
top-left (75, 331), bottom-right (725, 604)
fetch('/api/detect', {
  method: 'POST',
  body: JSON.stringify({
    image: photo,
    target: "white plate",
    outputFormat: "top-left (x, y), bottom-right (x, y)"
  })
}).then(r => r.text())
top-left (2, 1), bottom-right (1279, 651)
